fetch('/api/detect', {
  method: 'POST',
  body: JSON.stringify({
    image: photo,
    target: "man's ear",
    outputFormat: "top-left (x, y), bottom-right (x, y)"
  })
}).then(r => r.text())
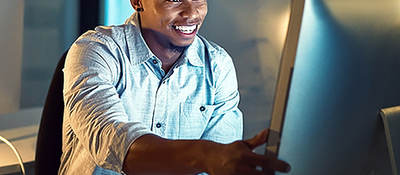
top-left (130, 0), bottom-right (144, 11)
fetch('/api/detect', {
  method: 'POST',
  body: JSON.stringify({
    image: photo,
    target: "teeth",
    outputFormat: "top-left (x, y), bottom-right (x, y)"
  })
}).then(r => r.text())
top-left (174, 25), bottom-right (197, 34)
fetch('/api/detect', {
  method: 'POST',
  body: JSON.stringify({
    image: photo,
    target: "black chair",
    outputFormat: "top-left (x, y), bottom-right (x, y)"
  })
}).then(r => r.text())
top-left (35, 50), bottom-right (68, 175)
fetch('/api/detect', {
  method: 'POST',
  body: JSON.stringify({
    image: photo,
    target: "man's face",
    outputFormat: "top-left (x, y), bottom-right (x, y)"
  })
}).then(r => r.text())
top-left (136, 0), bottom-right (208, 47)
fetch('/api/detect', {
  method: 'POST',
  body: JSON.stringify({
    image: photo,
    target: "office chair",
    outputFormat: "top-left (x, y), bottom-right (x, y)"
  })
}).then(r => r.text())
top-left (35, 50), bottom-right (68, 175)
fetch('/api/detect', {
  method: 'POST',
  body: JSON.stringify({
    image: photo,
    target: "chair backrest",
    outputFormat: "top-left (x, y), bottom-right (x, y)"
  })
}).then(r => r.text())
top-left (35, 50), bottom-right (68, 175)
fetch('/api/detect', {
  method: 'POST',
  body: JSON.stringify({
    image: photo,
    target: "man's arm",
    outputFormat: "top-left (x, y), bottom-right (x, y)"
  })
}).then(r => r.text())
top-left (123, 129), bottom-right (290, 175)
top-left (63, 34), bottom-right (153, 172)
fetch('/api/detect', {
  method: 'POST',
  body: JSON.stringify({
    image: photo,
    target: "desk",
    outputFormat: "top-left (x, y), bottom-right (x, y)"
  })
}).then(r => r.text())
top-left (0, 107), bottom-right (42, 174)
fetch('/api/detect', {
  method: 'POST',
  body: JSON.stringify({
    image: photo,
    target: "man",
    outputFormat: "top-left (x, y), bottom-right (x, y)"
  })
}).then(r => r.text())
top-left (60, 0), bottom-right (290, 174)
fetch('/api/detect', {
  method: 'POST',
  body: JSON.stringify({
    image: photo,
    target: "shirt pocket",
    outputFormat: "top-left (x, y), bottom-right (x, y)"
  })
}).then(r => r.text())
top-left (179, 103), bottom-right (216, 139)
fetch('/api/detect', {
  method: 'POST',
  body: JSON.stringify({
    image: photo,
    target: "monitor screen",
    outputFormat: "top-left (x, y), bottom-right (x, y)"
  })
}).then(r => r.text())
top-left (268, 0), bottom-right (400, 174)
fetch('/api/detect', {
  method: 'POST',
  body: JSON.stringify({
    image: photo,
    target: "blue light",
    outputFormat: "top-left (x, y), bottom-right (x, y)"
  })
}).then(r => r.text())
top-left (104, 0), bottom-right (134, 26)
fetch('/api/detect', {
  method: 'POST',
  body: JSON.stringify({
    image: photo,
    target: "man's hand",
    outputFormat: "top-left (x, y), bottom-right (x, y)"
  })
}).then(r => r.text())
top-left (204, 129), bottom-right (290, 175)
top-left (123, 129), bottom-right (290, 175)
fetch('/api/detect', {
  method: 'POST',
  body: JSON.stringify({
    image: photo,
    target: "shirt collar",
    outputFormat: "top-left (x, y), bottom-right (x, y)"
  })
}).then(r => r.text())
top-left (182, 37), bottom-right (204, 67)
top-left (125, 13), bottom-right (155, 65)
top-left (125, 13), bottom-right (204, 67)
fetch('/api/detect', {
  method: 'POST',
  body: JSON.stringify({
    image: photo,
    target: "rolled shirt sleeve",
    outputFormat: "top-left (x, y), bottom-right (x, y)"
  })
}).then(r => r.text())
top-left (62, 33), bottom-right (153, 173)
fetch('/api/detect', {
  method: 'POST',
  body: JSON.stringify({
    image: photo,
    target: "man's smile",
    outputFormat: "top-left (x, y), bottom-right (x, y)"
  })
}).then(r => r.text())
top-left (138, 0), bottom-right (207, 47)
top-left (172, 25), bottom-right (198, 36)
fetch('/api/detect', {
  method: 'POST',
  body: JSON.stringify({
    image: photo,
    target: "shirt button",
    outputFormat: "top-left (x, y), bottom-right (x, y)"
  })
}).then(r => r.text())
top-left (156, 123), bottom-right (162, 128)
top-left (152, 59), bottom-right (158, 64)
top-left (200, 106), bottom-right (206, 112)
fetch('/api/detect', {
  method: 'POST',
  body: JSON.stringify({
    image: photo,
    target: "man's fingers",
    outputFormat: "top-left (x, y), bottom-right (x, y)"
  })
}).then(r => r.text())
top-left (247, 153), bottom-right (291, 173)
top-left (243, 129), bottom-right (269, 150)
top-left (263, 157), bottom-right (291, 173)
top-left (242, 166), bottom-right (265, 175)
top-left (233, 164), bottom-right (265, 175)
top-left (264, 169), bottom-right (275, 175)
top-left (233, 129), bottom-right (290, 174)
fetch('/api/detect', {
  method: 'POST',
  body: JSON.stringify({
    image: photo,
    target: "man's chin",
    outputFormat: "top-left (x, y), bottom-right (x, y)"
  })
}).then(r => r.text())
top-left (170, 39), bottom-right (194, 49)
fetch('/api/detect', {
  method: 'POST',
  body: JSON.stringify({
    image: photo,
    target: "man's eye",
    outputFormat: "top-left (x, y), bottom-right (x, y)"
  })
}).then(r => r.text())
top-left (168, 0), bottom-right (182, 2)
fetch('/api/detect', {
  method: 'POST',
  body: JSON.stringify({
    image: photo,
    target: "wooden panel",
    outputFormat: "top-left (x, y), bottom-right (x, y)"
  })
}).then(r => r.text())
top-left (265, 0), bottom-right (305, 156)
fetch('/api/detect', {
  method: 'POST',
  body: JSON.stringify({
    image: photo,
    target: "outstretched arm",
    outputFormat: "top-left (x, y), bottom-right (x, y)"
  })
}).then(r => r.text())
top-left (122, 129), bottom-right (290, 175)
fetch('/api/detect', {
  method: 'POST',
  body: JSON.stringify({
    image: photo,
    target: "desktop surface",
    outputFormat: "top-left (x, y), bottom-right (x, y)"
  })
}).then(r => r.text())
top-left (0, 107), bottom-right (42, 174)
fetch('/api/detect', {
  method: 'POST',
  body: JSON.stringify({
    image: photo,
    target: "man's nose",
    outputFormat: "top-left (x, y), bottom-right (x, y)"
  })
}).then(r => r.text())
top-left (180, 3), bottom-right (200, 21)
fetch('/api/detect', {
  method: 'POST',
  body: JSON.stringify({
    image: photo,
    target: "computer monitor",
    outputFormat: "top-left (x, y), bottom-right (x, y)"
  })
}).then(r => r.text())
top-left (266, 0), bottom-right (400, 174)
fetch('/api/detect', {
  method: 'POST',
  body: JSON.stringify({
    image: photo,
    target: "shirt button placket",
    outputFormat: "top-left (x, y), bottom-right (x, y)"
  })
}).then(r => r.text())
top-left (153, 81), bottom-right (167, 135)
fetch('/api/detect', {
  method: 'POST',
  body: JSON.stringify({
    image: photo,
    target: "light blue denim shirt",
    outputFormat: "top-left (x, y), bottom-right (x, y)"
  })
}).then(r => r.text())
top-left (60, 13), bottom-right (243, 175)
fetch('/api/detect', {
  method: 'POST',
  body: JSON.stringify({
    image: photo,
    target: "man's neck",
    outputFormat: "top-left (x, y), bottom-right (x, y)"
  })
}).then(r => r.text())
top-left (141, 29), bottom-right (185, 72)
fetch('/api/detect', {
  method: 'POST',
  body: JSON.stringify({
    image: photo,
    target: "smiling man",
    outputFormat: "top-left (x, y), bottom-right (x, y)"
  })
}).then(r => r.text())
top-left (60, 0), bottom-right (290, 174)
